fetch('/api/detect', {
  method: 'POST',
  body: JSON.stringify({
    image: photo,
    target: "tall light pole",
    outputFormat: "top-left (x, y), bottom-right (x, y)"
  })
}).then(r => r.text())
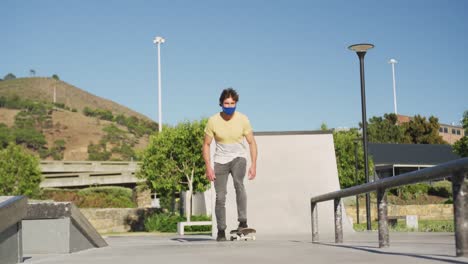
top-left (153, 36), bottom-right (165, 132)
top-left (348, 43), bottom-right (374, 231)
top-left (388, 59), bottom-right (398, 115)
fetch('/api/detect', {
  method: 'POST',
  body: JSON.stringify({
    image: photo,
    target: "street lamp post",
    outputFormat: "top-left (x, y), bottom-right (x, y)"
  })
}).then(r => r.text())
top-left (348, 43), bottom-right (374, 231)
top-left (153, 36), bottom-right (165, 132)
top-left (353, 138), bottom-right (360, 224)
top-left (388, 59), bottom-right (398, 115)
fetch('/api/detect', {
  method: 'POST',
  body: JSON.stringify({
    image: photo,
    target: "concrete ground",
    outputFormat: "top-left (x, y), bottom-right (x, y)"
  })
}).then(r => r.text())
top-left (24, 232), bottom-right (468, 264)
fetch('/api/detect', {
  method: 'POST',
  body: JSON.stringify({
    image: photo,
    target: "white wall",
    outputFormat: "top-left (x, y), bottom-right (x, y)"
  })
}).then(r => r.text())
top-left (209, 131), bottom-right (353, 236)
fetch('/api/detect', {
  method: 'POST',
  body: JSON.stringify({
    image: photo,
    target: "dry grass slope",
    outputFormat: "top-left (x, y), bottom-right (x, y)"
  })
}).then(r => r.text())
top-left (0, 77), bottom-right (152, 160)
top-left (0, 77), bottom-right (152, 122)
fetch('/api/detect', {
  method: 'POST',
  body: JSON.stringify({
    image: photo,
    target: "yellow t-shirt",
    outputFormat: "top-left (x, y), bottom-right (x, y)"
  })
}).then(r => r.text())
top-left (205, 112), bottom-right (253, 164)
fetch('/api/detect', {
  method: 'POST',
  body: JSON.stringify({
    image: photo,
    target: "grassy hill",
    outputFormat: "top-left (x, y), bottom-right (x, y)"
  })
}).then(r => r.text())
top-left (0, 77), bottom-right (156, 161)
top-left (0, 77), bottom-right (151, 121)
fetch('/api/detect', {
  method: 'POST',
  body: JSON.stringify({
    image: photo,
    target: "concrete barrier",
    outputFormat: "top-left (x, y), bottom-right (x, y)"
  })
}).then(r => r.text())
top-left (0, 196), bottom-right (28, 264)
top-left (22, 202), bottom-right (107, 254)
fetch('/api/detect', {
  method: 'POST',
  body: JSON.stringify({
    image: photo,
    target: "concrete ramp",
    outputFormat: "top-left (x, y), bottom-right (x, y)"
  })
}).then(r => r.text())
top-left (211, 131), bottom-right (353, 236)
top-left (22, 202), bottom-right (107, 254)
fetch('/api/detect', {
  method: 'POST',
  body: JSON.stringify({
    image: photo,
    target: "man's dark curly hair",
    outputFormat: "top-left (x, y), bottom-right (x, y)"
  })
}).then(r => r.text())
top-left (219, 88), bottom-right (239, 106)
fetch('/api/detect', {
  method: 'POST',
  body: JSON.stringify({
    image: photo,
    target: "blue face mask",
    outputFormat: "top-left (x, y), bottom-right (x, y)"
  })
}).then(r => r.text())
top-left (222, 106), bottom-right (236, 115)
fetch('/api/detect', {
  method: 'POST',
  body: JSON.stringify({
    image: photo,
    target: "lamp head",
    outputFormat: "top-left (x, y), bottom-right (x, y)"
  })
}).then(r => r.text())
top-left (153, 36), bottom-right (166, 44)
top-left (348, 43), bottom-right (374, 52)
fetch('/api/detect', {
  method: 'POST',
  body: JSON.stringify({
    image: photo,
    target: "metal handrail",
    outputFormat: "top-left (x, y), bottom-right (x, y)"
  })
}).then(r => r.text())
top-left (310, 157), bottom-right (468, 257)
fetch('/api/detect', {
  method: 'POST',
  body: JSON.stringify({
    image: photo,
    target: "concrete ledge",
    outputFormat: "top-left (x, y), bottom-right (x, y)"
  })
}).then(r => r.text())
top-left (0, 196), bottom-right (28, 233)
top-left (0, 196), bottom-right (28, 264)
top-left (177, 221), bottom-right (212, 236)
top-left (23, 202), bottom-right (107, 254)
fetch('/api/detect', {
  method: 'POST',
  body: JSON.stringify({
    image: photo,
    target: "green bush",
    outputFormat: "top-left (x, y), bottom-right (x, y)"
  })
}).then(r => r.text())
top-left (82, 107), bottom-right (114, 121)
top-left (87, 142), bottom-right (111, 161)
top-left (419, 220), bottom-right (454, 232)
top-left (185, 215), bottom-right (212, 232)
top-left (144, 213), bottom-right (184, 232)
top-left (0, 144), bottom-right (42, 197)
top-left (0, 124), bottom-right (13, 148)
top-left (428, 181), bottom-right (452, 198)
top-left (41, 186), bottom-right (136, 208)
top-left (14, 128), bottom-right (47, 150)
top-left (389, 183), bottom-right (430, 200)
top-left (144, 213), bottom-right (211, 232)
top-left (353, 220), bottom-right (454, 232)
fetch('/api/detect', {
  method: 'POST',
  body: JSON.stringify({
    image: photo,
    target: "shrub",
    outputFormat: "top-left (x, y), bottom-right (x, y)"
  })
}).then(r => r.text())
top-left (41, 186), bottom-right (136, 208)
top-left (144, 213), bottom-right (184, 232)
top-left (87, 142), bottom-right (111, 161)
top-left (144, 213), bottom-right (211, 232)
top-left (0, 144), bottom-right (42, 197)
top-left (14, 128), bottom-right (47, 150)
top-left (428, 181), bottom-right (452, 198)
top-left (3, 73), bottom-right (16, 80)
top-left (185, 215), bottom-right (212, 232)
top-left (0, 124), bottom-right (13, 148)
top-left (353, 220), bottom-right (454, 232)
top-left (389, 183), bottom-right (430, 200)
top-left (77, 186), bottom-right (135, 209)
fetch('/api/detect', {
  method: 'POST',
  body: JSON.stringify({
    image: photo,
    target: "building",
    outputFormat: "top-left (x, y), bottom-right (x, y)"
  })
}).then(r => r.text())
top-left (368, 143), bottom-right (460, 179)
top-left (438, 123), bottom-right (465, 145)
top-left (397, 114), bottom-right (465, 145)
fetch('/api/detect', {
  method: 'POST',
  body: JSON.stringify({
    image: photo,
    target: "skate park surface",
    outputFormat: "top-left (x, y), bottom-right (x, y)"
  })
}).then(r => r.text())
top-left (24, 232), bottom-right (467, 264)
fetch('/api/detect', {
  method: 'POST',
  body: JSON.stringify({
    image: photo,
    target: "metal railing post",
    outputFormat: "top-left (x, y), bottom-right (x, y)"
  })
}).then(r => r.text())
top-left (452, 170), bottom-right (467, 257)
top-left (311, 202), bottom-right (319, 242)
top-left (377, 187), bottom-right (389, 248)
top-left (334, 198), bottom-right (343, 243)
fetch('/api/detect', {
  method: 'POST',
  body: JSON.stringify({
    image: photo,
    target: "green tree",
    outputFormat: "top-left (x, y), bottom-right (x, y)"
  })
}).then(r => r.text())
top-left (3, 73), bottom-right (16, 80)
top-left (403, 115), bottom-right (446, 144)
top-left (453, 110), bottom-right (468, 157)
top-left (0, 144), bottom-right (42, 197)
top-left (320, 122), bottom-right (328, 131)
top-left (333, 129), bottom-right (374, 189)
top-left (52, 74), bottom-right (60, 80)
top-left (367, 113), bottom-right (410, 143)
top-left (138, 119), bottom-right (210, 220)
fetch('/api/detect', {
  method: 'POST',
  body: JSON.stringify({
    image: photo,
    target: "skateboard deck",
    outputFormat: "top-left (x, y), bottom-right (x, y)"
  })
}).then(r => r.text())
top-left (229, 228), bottom-right (256, 241)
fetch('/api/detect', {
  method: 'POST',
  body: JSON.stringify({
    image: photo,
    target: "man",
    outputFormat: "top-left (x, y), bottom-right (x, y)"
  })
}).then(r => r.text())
top-left (202, 88), bottom-right (258, 242)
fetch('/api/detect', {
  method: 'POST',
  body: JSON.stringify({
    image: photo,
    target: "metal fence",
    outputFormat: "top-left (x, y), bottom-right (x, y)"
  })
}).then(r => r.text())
top-left (310, 157), bottom-right (468, 257)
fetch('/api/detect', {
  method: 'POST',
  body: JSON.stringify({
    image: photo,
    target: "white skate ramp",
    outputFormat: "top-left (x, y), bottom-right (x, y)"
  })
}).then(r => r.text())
top-left (211, 131), bottom-right (352, 236)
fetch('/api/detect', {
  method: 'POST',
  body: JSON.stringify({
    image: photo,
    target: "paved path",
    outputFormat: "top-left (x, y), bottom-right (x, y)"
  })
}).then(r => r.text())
top-left (24, 232), bottom-right (468, 264)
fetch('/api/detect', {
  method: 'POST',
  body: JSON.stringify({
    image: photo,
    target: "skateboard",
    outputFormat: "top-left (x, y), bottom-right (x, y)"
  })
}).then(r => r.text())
top-left (229, 228), bottom-right (256, 241)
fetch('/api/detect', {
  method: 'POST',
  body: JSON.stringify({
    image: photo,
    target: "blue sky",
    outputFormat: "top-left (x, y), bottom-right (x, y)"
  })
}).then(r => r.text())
top-left (2, 0), bottom-right (467, 132)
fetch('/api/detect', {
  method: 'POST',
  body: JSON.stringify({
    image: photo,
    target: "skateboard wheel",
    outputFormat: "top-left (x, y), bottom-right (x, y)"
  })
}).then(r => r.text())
top-left (252, 236), bottom-right (256, 241)
top-left (236, 236), bottom-right (240, 241)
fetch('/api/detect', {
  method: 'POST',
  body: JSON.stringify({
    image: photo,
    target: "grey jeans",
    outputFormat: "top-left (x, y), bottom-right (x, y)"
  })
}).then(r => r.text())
top-left (214, 157), bottom-right (247, 231)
